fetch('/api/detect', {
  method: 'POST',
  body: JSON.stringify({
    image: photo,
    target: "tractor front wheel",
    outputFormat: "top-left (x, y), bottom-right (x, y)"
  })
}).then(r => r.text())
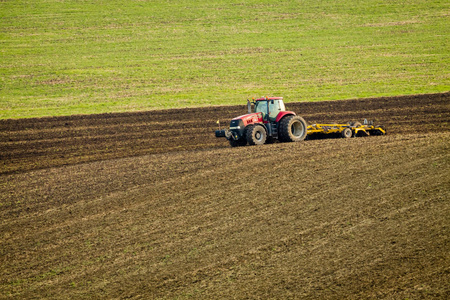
top-left (246, 124), bottom-right (267, 145)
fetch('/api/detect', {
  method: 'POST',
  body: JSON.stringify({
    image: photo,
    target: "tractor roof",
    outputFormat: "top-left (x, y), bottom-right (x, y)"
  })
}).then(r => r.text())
top-left (255, 97), bottom-right (283, 101)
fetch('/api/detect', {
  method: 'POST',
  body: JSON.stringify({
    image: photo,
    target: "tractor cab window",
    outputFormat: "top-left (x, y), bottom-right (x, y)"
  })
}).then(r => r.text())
top-left (254, 101), bottom-right (268, 119)
top-left (268, 100), bottom-right (285, 121)
top-left (255, 100), bottom-right (285, 121)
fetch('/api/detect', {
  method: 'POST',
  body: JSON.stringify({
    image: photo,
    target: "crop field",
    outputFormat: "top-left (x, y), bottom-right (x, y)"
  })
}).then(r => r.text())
top-left (1, 0), bottom-right (449, 298)
top-left (1, 93), bottom-right (449, 299)
top-left (1, 0), bottom-right (449, 119)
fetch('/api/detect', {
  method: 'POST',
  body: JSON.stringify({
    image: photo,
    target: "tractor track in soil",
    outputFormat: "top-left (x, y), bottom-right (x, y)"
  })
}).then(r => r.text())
top-left (0, 92), bottom-right (449, 299)
top-left (0, 92), bottom-right (449, 175)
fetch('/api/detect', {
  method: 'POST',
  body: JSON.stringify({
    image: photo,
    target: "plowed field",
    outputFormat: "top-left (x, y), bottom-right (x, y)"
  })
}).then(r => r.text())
top-left (1, 93), bottom-right (449, 299)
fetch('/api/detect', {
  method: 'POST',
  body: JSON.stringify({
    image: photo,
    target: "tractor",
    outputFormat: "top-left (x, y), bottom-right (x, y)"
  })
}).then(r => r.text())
top-left (215, 97), bottom-right (307, 147)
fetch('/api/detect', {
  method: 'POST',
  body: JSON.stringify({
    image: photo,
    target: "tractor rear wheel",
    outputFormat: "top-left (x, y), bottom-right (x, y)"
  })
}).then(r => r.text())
top-left (246, 124), bottom-right (267, 145)
top-left (279, 115), bottom-right (307, 142)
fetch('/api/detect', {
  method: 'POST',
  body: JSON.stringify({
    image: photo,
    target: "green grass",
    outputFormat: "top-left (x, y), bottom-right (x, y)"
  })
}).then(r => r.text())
top-left (1, 0), bottom-right (449, 119)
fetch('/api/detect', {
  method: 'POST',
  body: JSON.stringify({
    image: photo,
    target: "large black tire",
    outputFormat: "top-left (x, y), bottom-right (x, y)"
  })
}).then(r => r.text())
top-left (246, 124), bottom-right (267, 145)
top-left (278, 115), bottom-right (307, 142)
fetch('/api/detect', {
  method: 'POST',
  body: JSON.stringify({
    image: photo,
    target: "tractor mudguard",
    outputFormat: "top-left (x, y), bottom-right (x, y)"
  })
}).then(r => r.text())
top-left (275, 111), bottom-right (296, 123)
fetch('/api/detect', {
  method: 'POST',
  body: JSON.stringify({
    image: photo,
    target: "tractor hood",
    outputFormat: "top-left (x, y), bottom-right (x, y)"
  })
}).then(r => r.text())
top-left (231, 112), bottom-right (264, 127)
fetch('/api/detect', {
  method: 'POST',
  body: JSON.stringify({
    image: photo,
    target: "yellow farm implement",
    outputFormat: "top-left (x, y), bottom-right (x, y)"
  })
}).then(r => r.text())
top-left (306, 120), bottom-right (386, 139)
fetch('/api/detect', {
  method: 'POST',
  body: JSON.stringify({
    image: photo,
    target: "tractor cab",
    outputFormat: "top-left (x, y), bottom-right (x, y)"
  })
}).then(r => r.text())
top-left (252, 97), bottom-right (286, 122)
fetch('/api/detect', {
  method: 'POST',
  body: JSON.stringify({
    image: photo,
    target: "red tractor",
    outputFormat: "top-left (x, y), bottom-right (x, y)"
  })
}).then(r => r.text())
top-left (215, 97), bottom-right (307, 147)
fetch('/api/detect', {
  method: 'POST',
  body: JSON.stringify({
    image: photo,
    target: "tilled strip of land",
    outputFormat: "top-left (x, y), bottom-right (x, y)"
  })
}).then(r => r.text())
top-left (1, 92), bottom-right (449, 175)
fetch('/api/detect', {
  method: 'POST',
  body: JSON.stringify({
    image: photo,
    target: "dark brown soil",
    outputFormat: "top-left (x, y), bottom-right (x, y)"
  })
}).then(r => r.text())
top-left (0, 93), bottom-right (449, 299)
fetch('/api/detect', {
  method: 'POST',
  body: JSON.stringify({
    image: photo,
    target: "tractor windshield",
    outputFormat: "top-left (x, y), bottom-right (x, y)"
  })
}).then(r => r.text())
top-left (254, 101), bottom-right (268, 116)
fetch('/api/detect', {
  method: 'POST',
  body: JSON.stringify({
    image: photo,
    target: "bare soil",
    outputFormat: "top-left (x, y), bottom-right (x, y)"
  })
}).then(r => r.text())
top-left (1, 93), bottom-right (449, 299)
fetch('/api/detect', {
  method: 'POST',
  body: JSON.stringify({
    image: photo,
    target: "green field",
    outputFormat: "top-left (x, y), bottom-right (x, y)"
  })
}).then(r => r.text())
top-left (1, 0), bottom-right (449, 119)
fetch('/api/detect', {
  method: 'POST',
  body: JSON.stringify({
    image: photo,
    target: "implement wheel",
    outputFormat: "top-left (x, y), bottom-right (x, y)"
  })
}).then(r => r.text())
top-left (279, 115), bottom-right (307, 142)
top-left (341, 127), bottom-right (352, 138)
top-left (246, 124), bottom-right (267, 145)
